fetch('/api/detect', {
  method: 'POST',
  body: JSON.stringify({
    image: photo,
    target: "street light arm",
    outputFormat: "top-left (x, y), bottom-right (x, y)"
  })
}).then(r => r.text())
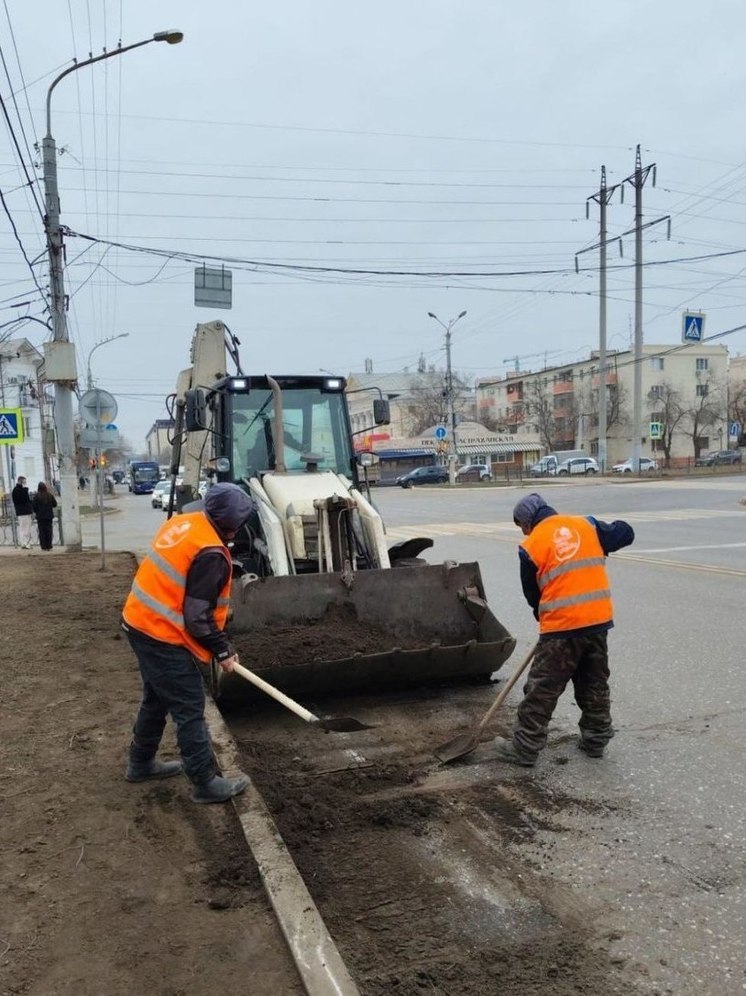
top-left (45, 32), bottom-right (182, 135)
top-left (86, 332), bottom-right (130, 389)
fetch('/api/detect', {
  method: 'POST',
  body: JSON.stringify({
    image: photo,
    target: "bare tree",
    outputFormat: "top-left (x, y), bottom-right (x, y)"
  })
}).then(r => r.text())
top-left (521, 378), bottom-right (569, 450)
top-left (729, 376), bottom-right (746, 445)
top-left (648, 381), bottom-right (686, 468)
top-left (403, 370), bottom-right (472, 436)
top-left (680, 374), bottom-right (724, 459)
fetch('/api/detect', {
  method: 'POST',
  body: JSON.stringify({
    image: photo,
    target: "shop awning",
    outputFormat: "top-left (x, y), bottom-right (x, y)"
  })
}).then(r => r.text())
top-left (457, 442), bottom-right (540, 456)
top-left (375, 448), bottom-right (432, 460)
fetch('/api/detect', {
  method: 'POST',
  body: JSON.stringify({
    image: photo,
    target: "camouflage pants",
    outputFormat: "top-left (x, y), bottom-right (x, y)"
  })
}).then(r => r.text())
top-left (513, 631), bottom-right (613, 757)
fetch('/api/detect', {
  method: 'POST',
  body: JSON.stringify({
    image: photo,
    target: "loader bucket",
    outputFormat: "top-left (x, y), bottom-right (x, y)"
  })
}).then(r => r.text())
top-left (220, 562), bottom-right (515, 702)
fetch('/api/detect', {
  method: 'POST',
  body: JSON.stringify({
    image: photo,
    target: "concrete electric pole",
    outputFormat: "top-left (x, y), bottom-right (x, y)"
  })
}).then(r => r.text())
top-left (427, 311), bottom-right (467, 486)
top-left (41, 30), bottom-right (183, 549)
top-left (619, 146), bottom-right (669, 473)
top-left (580, 166), bottom-right (622, 472)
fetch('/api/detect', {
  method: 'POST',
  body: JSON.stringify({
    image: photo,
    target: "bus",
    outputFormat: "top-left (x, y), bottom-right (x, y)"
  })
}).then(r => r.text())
top-left (128, 460), bottom-right (160, 495)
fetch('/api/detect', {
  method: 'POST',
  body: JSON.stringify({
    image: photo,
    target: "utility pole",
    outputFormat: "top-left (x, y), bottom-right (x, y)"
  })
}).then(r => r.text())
top-left (619, 146), bottom-right (669, 473)
top-left (427, 310), bottom-right (467, 486)
top-left (41, 31), bottom-right (183, 550)
top-left (584, 166), bottom-right (621, 473)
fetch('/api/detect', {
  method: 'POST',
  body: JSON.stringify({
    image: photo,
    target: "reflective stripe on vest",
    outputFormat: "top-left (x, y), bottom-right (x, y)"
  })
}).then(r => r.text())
top-left (122, 512), bottom-right (231, 662)
top-left (538, 557), bottom-right (606, 590)
top-left (521, 515), bottom-right (613, 634)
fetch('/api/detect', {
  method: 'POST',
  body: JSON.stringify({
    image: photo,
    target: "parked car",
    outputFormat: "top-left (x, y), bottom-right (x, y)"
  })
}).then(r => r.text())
top-left (396, 465), bottom-right (449, 488)
top-left (456, 463), bottom-right (493, 482)
top-left (556, 457), bottom-right (600, 476)
top-left (612, 457), bottom-right (658, 474)
top-left (697, 449), bottom-right (742, 467)
top-left (151, 480), bottom-right (171, 508)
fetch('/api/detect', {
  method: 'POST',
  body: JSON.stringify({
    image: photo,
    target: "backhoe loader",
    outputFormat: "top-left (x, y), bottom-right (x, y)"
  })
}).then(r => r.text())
top-left (167, 320), bottom-right (515, 701)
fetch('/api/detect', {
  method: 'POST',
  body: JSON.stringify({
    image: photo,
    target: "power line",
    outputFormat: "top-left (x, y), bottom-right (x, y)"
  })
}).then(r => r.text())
top-left (68, 230), bottom-right (746, 279)
top-left (0, 185), bottom-right (48, 305)
top-left (0, 91), bottom-right (45, 221)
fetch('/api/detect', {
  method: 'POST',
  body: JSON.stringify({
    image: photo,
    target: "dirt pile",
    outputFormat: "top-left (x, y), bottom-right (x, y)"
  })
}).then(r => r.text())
top-left (232, 602), bottom-right (433, 668)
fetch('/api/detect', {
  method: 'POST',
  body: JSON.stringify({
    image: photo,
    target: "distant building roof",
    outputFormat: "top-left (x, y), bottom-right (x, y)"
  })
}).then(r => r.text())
top-left (347, 371), bottom-right (438, 398)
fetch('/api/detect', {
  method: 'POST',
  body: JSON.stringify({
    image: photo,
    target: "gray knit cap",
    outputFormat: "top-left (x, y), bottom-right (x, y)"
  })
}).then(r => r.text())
top-left (512, 492), bottom-right (554, 530)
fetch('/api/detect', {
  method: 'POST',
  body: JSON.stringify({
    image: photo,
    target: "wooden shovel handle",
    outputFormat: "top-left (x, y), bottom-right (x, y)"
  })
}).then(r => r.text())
top-left (476, 641), bottom-right (538, 733)
top-left (232, 662), bottom-right (317, 724)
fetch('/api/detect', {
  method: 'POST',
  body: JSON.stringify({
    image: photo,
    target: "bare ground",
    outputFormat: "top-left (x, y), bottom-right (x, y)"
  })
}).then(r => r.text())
top-left (0, 552), bottom-right (301, 996)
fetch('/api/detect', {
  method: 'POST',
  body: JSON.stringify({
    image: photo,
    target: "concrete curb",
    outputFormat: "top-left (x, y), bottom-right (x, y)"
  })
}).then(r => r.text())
top-left (204, 698), bottom-right (360, 996)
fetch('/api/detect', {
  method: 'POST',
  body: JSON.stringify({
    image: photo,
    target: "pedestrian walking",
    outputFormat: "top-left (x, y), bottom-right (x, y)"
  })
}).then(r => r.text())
top-left (32, 482), bottom-right (58, 550)
top-left (121, 483), bottom-right (254, 804)
top-left (11, 475), bottom-right (34, 549)
top-left (493, 493), bottom-right (634, 768)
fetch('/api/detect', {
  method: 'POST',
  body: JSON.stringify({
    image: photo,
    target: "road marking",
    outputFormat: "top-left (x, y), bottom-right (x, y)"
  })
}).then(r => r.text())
top-left (615, 553), bottom-right (746, 578)
top-left (628, 542), bottom-right (746, 554)
top-left (385, 508), bottom-right (745, 543)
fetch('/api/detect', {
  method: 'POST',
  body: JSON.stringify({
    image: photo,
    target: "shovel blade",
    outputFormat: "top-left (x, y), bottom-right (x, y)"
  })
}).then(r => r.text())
top-left (433, 732), bottom-right (480, 765)
top-left (314, 717), bottom-right (375, 733)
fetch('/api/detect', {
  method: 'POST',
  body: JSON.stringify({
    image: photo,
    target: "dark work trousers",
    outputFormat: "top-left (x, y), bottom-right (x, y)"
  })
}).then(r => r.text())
top-left (126, 630), bottom-right (215, 784)
top-left (37, 519), bottom-right (54, 550)
top-left (513, 631), bottom-right (613, 757)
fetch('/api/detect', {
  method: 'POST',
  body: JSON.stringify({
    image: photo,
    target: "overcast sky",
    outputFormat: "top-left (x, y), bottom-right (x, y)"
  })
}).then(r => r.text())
top-left (3, 0), bottom-right (746, 447)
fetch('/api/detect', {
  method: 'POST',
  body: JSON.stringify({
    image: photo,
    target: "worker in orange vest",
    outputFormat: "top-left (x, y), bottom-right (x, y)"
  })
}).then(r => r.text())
top-left (493, 493), bottom-right (634, 768)
top-left (122, 483), bottom-right (255, 803)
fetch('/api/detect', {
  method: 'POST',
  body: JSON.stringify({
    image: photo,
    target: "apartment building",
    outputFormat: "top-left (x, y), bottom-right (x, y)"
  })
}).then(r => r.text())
top-left (476, 343), bottom-right (729, 467)
top-left (0, 338), bottom-right (52, 494)
top-left (145, 418), bottom-right (174, 462)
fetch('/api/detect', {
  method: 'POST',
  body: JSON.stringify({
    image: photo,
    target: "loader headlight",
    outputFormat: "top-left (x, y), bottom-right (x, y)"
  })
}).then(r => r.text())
top-left (230, 378), bottom-right (248, 390)
top-left (323, 378), bottom-right (343, 390)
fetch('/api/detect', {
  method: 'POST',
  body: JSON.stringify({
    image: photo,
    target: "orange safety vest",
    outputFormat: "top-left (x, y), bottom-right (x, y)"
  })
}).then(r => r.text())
top-left (521, 514), bottom-right (613, 635)
top-left (123, 512), bottom-right (232, 663)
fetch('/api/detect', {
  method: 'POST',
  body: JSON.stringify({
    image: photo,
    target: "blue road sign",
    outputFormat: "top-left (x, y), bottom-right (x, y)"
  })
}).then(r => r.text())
top-left (434, 426), bottom-right (447, 439)
top-left (729, 421), bottom-right (741, 439)
top-left (0, 408), bottom-right (23, 444)
top-left (682, 312), bottom-right (704, 342)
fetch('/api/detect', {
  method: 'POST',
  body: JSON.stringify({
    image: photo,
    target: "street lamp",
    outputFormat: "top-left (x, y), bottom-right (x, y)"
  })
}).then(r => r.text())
top-left (427, 311), bottom-right (467, 486)
top-left (86, 333), bottom-right (130, 390)
top-left (42, 30), bottom-right (183, 550)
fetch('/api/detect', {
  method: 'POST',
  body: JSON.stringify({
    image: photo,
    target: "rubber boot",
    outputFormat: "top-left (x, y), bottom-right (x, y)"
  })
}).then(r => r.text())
top-left (192, 773), bottom-right (250, 804)
top-left (578, 740), bottom-right (605, 758)
top-left (492, 738), bottom-right (537, 768)
top-left (126, 758), bottom-right (183, 782)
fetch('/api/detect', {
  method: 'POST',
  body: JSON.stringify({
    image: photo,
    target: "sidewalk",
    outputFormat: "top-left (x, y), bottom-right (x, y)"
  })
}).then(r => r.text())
top-left (0, 550), bottom-right (300, 996)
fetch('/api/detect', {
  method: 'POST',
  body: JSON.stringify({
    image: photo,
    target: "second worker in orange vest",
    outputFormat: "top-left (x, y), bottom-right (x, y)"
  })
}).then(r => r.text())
top-left (493, 493), bottom-right (634, 768)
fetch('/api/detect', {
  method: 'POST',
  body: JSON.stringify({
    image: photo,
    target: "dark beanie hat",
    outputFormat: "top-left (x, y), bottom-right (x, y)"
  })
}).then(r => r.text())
top-left (512, 492), bottom-right (555, 530)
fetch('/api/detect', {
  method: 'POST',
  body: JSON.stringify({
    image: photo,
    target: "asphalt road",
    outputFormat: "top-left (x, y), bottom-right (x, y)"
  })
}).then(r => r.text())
top-left (92, 477), bottom-right (746, 993)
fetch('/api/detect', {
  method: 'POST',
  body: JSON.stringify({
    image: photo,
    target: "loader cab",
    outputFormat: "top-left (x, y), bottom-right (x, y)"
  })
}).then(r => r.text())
top-left (211, 375), bottom-right (360, 486)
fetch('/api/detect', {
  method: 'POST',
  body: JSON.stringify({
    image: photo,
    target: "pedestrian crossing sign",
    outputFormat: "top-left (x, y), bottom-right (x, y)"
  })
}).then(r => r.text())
top-left (682, 311), bottom-right (704, 343)
top-left (0, 408), bottom-right (23, 445)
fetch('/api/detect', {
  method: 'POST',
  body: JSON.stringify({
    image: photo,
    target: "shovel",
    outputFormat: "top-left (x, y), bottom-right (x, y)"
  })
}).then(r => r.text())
top-left (434, 642), bottom-right (538, 764)
top-left (232, 662), bottom-right (373, 733)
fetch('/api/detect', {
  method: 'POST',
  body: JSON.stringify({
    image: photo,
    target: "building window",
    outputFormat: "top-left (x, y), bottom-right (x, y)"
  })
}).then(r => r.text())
top-left (650, 357), bottom-right (664, 372)
top-left (696, 384), bottom-right (708, 397)
top-left (650, 384), bottom-right (664, 400)
top-left (696, 358), bottom-right (708, 371)
top-left (700, 437), bottom-right (709, 450)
